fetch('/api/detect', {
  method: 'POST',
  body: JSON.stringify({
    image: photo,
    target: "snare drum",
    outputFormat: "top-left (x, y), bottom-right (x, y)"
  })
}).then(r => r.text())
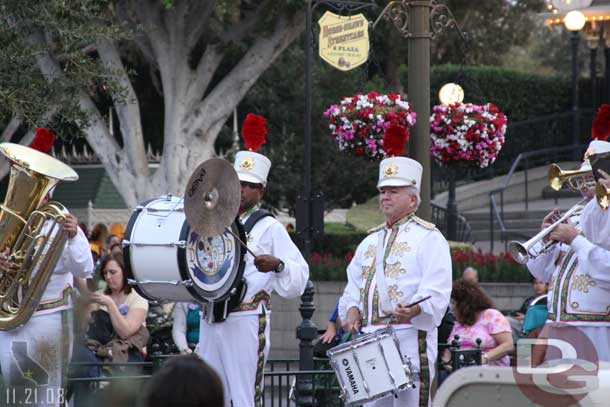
top-left (327, 326), bottom-right (414, 406)
top-left (123, 195), bottom-right (245, 303)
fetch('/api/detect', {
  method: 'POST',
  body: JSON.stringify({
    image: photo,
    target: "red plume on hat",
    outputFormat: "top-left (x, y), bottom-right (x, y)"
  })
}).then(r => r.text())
top-left (29, 128), bottom-right (56, 154)
top-left (591, 104), bottom-right (610, 141)
top-left (241, 113), bottom-right (267, 152)
top-left (383, 125), bottom-right (409, 157)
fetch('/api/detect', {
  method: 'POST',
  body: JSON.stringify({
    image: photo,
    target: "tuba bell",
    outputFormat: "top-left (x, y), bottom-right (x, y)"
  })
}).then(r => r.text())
top-left (0, 143), bottom-right (78, 330)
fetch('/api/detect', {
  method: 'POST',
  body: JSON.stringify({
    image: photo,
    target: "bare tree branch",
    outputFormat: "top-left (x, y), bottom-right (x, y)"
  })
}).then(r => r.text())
top-left (184, 10), bottom-right (305, 135)
top-left (96, 38), bottom-right (148, 177)
top-left (1, 117), bottom-right (21, 142)
top-left (25, 29), bottom-right (141, 205)
top-left (149, 64), bottom-right (163, 95)
top-left (184, 44), bottom-right (223, 109)
top-left (185, 0), bottom-right (216, 48)
top-left (115, 1), bottom-right (158, 67)
top-left (219, 0), bottom-right (274, 45)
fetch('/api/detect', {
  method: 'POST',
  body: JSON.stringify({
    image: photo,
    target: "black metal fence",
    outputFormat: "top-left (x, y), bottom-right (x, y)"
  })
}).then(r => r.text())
top-left (488, 144), bottom-right (588, 252)
top-left (431, 203), bottom-right (473, 243)
top-left (65, 358), bottom-right (344, 407)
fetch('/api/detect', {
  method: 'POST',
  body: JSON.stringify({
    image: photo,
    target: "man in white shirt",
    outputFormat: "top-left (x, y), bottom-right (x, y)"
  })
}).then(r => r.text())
top-left (0, 210), bottom-right (94, 407)
top-left (527, 139), bottom-right (610, 363)
top-left (197, 149), bottom-right (309, 407)
top-left (339, 156), bottom-right (452, 407)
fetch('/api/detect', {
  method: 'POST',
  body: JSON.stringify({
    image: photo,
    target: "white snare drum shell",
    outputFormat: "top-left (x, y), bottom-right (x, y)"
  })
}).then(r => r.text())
top-left (328, 327), bottom-right (411, 406)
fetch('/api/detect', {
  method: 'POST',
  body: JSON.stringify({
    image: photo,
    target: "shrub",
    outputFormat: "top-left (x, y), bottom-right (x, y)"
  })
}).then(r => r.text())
top-left (307, 242), bottom-right (529, 283)
top-left (451, 250), bottom-right (531, 283)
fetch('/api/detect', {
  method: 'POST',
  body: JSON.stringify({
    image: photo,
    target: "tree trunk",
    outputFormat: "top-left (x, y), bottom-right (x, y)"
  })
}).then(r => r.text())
top-left (8, 2), bottom-right (305, 208)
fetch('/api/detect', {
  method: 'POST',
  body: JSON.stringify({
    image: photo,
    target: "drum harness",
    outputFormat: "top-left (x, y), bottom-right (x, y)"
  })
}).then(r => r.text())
top-left (205, 209), bottom-right (274, 323)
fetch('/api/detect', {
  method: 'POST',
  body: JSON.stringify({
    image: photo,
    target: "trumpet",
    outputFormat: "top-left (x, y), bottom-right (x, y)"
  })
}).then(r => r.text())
top-left (508, 198), bottom-right (586, 264)
top-left (596, 182), bottom-right (610, 210)
top-left (548, 163), bottom-right (594, 192)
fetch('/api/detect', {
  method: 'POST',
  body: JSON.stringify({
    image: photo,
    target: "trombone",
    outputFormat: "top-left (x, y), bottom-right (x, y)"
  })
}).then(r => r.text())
top-left (508, 198), bottom-right (586, 264)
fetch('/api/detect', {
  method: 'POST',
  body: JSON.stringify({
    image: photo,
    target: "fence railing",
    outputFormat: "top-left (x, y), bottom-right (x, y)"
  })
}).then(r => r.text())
top-left (431, 203), bottom-right (473, 243)
top-left (488, 144), bottom-right (587, 252)
top-left (65, 358), bottom-right (344, 407)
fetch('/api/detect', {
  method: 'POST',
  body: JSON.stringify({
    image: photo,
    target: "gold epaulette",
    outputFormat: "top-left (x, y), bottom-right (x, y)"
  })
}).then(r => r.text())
top-left (413, 216), bottom-right (436, 230)
top-left (367, 223), bottom-right (386, 234)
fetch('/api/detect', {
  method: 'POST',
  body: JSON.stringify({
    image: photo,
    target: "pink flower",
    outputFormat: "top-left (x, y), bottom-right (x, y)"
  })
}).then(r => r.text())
top-left (326, 92), bottom-right (416, 159)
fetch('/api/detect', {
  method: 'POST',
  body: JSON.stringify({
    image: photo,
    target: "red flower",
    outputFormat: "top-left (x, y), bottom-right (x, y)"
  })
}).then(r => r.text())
top-left (383, 125), bottom-right (408, 157)
top-left (241, 113), bottom-right (267, 151)
top-left (29, 128), bottom-right (56, 154)
top-left (367, 91), bottom-right (379, 99)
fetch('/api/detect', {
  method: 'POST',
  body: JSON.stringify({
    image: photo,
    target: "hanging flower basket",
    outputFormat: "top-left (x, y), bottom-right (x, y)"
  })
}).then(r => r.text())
top-left (324, 91), bottom-right (417, 160)
top-left (430, 102), bottom-right (508, 169)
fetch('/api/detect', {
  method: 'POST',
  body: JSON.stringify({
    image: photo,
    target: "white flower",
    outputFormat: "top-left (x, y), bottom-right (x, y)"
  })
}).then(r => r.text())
top-left (396, 100), bottom-right (410, 110)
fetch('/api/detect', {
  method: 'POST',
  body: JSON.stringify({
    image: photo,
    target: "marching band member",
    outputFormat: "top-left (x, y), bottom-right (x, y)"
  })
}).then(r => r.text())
top-left (197, 114), bottom-right (309, 407)
top-left (339, 145), bottom-right (452, 406)
top-left (527, 131), bottom-right (610, 363)
top-left (0, 129), bottom-right (94, 406)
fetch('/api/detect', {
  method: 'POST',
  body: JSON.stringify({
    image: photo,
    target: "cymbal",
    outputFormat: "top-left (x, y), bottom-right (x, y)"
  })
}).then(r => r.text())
top-left (184, 158), bottom-right (240, 236)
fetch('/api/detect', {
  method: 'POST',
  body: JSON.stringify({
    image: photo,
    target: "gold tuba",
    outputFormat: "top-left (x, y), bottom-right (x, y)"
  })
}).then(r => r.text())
top-left (0, 143), bottom-right (78, 330)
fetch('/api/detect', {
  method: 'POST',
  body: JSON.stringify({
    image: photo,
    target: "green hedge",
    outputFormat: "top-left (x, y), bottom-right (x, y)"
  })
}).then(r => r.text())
top-left (308, 249), bottom-right (531, 283)
top-left (428, 65), bottom-right (571, 122)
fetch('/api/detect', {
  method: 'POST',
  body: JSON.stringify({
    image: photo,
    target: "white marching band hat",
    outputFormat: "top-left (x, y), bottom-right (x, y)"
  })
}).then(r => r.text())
top-left (586, 139), bottom-right (610, 157)
top-left (234, 151), bottom-right (271, 186)
top-left (377, 156), bottom-right (423, 190)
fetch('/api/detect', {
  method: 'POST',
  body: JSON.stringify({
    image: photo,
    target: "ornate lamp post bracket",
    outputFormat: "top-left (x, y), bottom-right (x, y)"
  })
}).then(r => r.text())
top-left (373, 0), bottom-right (466, 41)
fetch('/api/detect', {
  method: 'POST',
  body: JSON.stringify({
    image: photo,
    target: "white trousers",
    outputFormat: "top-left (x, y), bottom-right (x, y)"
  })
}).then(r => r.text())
top-left (0, 311), bottom-right (72, 407)
top-left (198, 311), bottom-right (271, 407)
top-left (364, 328), bottom-right (437, 407)
top-left (540, 324), bottom-right (610, 363)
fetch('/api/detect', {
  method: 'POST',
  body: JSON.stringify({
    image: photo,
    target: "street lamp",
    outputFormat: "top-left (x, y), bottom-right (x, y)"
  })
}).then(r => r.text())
top-left (438, 83), bottom-right (464, 106)
top-left (438, 82), bottom-right (464, 240)
top-left (565, 10), bottom-right (585, 157)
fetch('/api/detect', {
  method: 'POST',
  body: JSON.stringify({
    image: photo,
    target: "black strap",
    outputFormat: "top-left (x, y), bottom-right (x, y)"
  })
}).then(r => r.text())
top-left (208, 210), bottom-right (274, 323)
top-left (243, 209), bottom-right (274, 233)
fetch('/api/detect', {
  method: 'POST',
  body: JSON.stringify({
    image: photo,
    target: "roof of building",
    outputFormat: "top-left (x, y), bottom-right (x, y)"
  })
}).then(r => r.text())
top-left (0, 165), bottom-right (128, 210)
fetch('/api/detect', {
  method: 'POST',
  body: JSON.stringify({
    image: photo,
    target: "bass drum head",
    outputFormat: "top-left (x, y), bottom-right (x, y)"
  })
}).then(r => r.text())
top-left (180, 219), bottom-right (246, 302)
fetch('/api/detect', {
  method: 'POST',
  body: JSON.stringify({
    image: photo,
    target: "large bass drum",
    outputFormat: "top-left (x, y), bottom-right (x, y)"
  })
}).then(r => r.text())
top-left (123, 195), bottom-right (245, 304)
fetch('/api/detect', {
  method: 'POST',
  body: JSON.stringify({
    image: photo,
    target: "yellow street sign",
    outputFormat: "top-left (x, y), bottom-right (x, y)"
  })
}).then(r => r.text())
top-left (318, 11), bottom-right (369, 71)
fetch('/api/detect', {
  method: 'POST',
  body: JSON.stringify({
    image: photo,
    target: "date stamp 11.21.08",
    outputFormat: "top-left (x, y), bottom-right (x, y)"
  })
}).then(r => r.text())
top-left (4, 386), bottom-right (65, 406)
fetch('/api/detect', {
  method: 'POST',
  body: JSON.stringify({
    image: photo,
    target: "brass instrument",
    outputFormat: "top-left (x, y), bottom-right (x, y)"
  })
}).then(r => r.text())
top-left (0, 143), bottom-right (78, 330)
top-left (548, 163), bottom-right (594, 192)
top-left (596, 182), bottom-right (610, 210)
top-left (508, 198), bottom-right (586, 264)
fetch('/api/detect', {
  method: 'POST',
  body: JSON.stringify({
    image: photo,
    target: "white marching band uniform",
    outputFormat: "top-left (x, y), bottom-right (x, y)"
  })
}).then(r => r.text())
top-left (527, 198), bottom-right (610, 362)
top-left (198, 151), bottom-right (309, 407)
top-left (338, 156), bottom-right (452, 407)
top-left (0, 225), bottom-right (94, 406)
top-left (526, 139), bottom-right (610, 363)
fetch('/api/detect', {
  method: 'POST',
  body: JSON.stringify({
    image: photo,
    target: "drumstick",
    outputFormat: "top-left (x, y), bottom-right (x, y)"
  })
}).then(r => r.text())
top-left (224, 227), bottom-right (258, 257)
top-left (403, 295), bottom-right (432, 308)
